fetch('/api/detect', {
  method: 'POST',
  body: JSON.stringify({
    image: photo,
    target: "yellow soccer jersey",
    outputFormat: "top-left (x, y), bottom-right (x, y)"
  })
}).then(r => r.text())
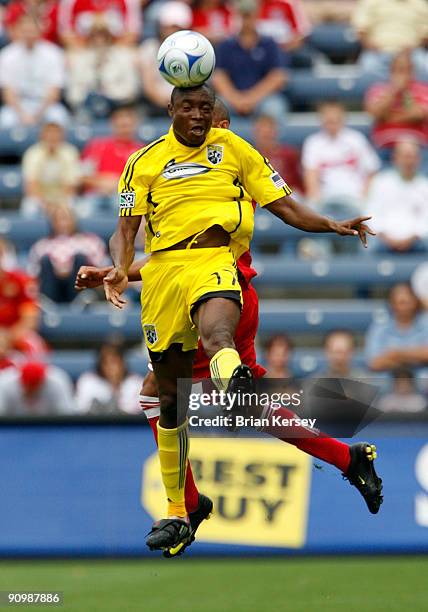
top-left (118, 126), bottom-right (292, 259)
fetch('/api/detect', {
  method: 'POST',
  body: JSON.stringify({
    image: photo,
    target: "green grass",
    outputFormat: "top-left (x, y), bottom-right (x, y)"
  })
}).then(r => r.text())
top-left (0, 556), bottom-right (426, 612)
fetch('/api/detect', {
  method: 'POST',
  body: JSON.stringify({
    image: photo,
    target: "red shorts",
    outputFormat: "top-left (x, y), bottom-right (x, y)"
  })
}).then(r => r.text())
top-left (192, 282), bottom-right (266, 379)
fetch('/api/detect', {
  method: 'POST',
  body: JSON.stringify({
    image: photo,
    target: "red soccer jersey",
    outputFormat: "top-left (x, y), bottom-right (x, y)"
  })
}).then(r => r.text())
top-left (365, 81), bottom-right (428, 148)
top-left (81, 136), bottom-right (142, 179)
top-left (58, 0), bottom-right (141, 38)
top-left (4, 1), bottom-right (60, 44)
top-left (0, 269), bottom-right (38, 328)
top-left (258, 0), bottom-right (311, 44)
top-left (191, 4), bottom-right (235, 38)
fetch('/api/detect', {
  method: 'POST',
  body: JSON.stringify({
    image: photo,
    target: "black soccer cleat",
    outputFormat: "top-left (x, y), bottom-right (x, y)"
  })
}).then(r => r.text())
top-left (344, 442), bottom-right (383, 514)
top-left (224, 364), bottom-right (255, 431)
top-left (163, 494), bottom-right (213, 558)
top-left (146, 518), bottom-right (191, 552)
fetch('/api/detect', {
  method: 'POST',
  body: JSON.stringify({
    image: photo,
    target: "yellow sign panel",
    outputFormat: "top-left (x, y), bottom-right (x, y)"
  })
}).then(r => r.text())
top-left (142, 437), bottom-right (312, 548)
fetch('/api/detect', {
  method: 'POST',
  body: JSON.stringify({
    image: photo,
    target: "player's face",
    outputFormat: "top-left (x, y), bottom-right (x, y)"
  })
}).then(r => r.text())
top-left (170, 90), bottom-right (214, 147)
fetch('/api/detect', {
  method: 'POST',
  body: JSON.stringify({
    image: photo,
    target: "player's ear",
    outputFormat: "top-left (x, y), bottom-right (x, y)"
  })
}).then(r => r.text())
top-left (167, 103), bottom-right (173, 118)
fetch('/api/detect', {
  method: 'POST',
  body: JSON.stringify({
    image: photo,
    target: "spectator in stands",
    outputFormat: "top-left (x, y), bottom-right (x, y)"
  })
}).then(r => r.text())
top-left (0, 361), bottom-right (75, 415)
top-left (212, 0), bottom-right (289, 123)
top-left (4, 0), bottom-right (60, 44)
top-left (0, 13), bottom-right (67, 129)
top-left (58, 0), bottom-right (142, 48)
top-left (319, 329), bottom-right (367, 378)
top-left (191, 0), bottom-right (235, 43)
top-left (365, 283), bottom-right (428, 373)
top-left (75, 339), bottom-right (143, 414)
top-left (258, 0), bottom-right (314, 68)
top-left (303, 0), bottom-right (356, 24)
top-left (0, 238), bottom-right (47, 357)
top-left (253, 114), bottom-right (304, 195)
top-left (365, 140), bottom-right (428, 254)
top-left (412, 262), bottom-right (428, 311)
top-left (79, 103), bottom-right (142, 214)
top-left (65, 16), bottom-right (140, 118)
top-left (28, 205), bottom-right (106, 303)
top-left (352, 0), bottom-right (428, 77)
top-left (302, 101), bottom-right (380, 218)
top-left (0, 329), bottom-right (16, 371)
top-left (377, 368), bottom-right (427, 413)
top-left (21, 113), bottom-right (80, 218)
top-left (264, 334), bottom-right (294, 378)
top-left (139, 2), bottom-right (193, 115)
top-left (365, 52), bottom-right (428, 150)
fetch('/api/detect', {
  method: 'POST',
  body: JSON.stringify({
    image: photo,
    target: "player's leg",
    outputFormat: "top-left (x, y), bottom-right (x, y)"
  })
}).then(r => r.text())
top-left (145, 345), bottom-right (194, 551)
top-left (140, 369), bottom-right (200, 514)
top-left (233, 284), bottom-right (383, 512)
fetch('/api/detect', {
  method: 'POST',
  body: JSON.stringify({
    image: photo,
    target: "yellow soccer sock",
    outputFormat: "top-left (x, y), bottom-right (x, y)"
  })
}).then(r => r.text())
top-left (210, 347), bottom-right (241, 391)
top-left (157, 420), bottom-right (189, 518)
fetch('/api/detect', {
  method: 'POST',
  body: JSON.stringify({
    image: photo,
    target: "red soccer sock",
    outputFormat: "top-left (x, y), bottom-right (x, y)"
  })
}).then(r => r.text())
top-left (263, 405), bottom-right (351, 473)
top-left (140, 396), bottom-right (200, 513)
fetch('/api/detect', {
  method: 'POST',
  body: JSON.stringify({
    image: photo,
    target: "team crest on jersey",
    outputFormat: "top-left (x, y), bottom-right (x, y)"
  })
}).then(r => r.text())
top-left (143, 324), bottom-right (158, 345)
top-left (206, 144), bottom-right (224, 165)
top-left (119, 192), bottom-right (136, 208)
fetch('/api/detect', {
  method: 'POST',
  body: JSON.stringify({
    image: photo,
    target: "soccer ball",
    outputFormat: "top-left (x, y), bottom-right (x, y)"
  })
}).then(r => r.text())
top-left (157, 30), bottom-right (216, 88)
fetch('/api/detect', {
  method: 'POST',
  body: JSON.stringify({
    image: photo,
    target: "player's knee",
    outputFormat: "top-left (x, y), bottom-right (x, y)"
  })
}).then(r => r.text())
top-left (158, 391), bottom-right (179, 427)
top-left (200, 327), bottom-right (234, 359)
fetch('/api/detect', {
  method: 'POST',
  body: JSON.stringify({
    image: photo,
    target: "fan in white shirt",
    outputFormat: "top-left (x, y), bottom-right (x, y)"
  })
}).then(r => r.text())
top-left (76, 341), bottom-right (143, 415)
top-left (366, 140), bottom-right (428, 253)
top-left (302, 101), bottom-right (380, 215)
top-left (0, 14), bottom-right (67, 128)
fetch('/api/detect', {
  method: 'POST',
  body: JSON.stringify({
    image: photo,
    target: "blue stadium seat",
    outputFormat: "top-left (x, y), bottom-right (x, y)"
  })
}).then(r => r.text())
top-left (51, 349), bottom-right (149, 381)
top-left (40, 299), bottom-right (390, 345)
top-left (287, 71), bottom-right (377, 106)
top-left (49, 347), bottom-right (366, 380)
top-left (0, 165), bottom-right (22, 198)
top-left (308, 24), bottom-right (360, 59)
top-left (0, 212), bottom-right (117, 250)
top-left (252, 255), bottom-right (424, 289)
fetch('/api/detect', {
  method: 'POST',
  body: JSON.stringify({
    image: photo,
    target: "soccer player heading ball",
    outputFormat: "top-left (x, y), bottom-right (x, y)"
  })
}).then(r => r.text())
top-left (81, 32), bottom-right (382, 555)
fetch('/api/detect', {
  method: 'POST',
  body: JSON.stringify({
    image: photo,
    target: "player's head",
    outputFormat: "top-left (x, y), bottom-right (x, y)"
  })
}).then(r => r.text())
top-left (169, 84), bottom-right (216, 146)
top-left (212, 98), bottom-right (230, 129)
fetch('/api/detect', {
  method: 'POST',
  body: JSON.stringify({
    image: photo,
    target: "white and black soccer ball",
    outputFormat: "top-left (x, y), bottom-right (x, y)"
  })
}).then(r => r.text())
top-left (157, 30), bottom-right (216, 88)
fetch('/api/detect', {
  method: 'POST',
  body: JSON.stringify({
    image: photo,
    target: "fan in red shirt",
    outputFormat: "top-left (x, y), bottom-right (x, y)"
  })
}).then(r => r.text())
top-left (4, 0), bottom-right (60, 44)
top-left (58, 0), bottom-right (142, 46)
top-left (0, 239), bottom-right (47, 356)
top-left (258, 0), bottom-right (311, 50)
top-left (191, 0), bottom-right (236, 43)
top-left (253, 113), bottom-right (304, 195)
top-left (365, 51), bottom-right (428, 149)
top-left (80, 104), bottom-right (143, 213)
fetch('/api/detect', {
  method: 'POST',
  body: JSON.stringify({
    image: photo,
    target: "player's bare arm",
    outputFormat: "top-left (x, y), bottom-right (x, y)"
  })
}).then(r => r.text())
top-left (105, 215), bottom-right (142, 308)
top-left (265, 195), bottom-right (376, 247)
top-left (75, 256), bottom-right (150, 291)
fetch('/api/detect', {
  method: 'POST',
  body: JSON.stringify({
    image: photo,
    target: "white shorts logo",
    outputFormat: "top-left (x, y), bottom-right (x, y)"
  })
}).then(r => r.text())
top-left (119, 192), bottom-right (136, 208)
top-left (143, 324), bottom-right (158, 345)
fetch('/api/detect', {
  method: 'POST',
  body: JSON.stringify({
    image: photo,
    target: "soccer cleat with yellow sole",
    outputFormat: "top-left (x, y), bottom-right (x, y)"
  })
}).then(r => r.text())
top-left (344, 442), bottom-right (383, 514)
top-left (163, 493), bottom-right (213, 558)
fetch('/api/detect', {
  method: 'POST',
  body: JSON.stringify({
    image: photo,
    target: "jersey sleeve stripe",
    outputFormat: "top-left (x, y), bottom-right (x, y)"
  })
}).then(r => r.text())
top-left (121, 150), bottom-right (143, 192)
top-left (124, 138), bottom-right (166, 192)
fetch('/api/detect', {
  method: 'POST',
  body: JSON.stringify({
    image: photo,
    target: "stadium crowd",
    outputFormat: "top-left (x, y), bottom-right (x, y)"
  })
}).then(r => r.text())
top-left (0, 0), bottom-right (428, 416)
